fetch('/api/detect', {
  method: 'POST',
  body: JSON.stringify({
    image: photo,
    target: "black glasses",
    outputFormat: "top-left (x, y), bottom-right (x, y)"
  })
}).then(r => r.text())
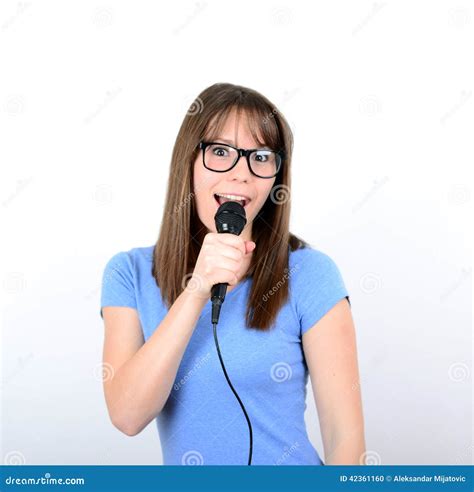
top-left (198, 141), bottom-right (283, 179)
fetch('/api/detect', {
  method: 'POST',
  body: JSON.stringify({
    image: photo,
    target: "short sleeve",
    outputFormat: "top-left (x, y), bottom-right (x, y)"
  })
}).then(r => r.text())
top-left (292, 248), bottom-right (350, 336)
top-left (100, 251), bottom-right (137, 319)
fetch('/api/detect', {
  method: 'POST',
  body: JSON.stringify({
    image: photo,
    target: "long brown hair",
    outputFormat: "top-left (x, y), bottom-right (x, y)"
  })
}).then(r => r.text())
top-left (153, 82), bottom-right (309, 331)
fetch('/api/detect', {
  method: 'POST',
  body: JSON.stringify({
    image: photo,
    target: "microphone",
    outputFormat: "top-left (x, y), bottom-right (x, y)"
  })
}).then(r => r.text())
top-left (211, 200), bottom-right (247, 325)
top-left (210, 199), bottom-right (253, 465)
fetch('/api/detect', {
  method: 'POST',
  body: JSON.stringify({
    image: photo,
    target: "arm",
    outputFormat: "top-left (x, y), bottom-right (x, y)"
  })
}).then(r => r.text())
top-left (102, 287), bottom-right (208, 436)
top-left (302, 298), bottom-right (366, 464)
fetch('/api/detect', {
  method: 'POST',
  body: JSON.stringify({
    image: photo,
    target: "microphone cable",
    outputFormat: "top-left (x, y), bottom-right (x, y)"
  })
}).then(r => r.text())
top-left (212, 320), bottom-right (253, 465)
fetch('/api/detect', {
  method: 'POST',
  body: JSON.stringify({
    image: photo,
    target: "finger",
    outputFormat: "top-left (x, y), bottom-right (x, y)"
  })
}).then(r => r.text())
top-left (215, 233), bottom-right (246, 255)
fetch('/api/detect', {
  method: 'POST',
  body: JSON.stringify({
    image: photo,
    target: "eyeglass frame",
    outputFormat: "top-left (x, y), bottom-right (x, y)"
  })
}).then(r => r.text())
top-left (198, 141), bottom-right (284, 179)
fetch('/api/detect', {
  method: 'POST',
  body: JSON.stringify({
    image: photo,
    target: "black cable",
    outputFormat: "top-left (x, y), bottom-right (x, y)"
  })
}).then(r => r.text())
top-left (212, 321), bottom-right (253, 466)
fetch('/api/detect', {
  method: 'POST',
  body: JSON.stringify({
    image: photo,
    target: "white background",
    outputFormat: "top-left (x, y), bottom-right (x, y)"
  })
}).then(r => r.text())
top-left (1, 0), bottom-right (472, 465)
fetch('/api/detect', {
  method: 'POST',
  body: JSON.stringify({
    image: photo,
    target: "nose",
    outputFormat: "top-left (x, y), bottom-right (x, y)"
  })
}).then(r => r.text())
top-left (227, 153), bottom-right (253, 182)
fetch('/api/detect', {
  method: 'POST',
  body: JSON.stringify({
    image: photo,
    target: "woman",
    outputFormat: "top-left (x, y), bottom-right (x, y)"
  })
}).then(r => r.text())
top-left (100, 82), bottom-right (366, 466)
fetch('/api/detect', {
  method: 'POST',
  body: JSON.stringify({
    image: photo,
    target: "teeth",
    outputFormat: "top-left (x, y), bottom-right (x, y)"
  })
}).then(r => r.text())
top-left (215, 193), bottom-right (249, 206)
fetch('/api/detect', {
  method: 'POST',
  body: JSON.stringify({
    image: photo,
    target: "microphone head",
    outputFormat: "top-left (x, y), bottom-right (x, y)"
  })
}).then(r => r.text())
top-left (214, 201), bottom-right (247, 236)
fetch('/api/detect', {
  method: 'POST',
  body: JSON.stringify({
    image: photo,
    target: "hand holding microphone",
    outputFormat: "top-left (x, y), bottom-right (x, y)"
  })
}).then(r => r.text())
top-left (187, 232), bottom-right (255, 300)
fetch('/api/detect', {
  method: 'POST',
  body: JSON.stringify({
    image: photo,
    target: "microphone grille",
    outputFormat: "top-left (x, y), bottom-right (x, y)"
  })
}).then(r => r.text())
top-left (214, 201), bottom-right (247, 235)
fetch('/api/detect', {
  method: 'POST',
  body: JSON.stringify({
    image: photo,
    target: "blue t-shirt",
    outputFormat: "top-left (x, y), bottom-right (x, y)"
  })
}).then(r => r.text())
top-left (100, 244), bottom-right (350, 465)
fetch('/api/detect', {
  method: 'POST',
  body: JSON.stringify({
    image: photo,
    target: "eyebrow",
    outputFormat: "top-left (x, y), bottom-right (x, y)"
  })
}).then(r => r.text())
top-left (213, 137), bottom-right (271, 150)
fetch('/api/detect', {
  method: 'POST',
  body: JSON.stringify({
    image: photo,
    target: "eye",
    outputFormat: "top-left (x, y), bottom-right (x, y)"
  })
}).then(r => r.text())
top-left (210, 145), bottom-right (229, 157)
top-left (253, 151), bottom-right (270, 163)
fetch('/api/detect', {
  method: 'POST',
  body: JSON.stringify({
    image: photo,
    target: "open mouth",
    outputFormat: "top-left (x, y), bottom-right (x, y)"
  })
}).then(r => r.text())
top-left (214, 193), bottom-right (251, 208)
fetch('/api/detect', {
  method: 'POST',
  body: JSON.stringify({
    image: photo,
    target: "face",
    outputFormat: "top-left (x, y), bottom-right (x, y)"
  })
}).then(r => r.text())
top-left (193, 110), bottom-right (277, 242)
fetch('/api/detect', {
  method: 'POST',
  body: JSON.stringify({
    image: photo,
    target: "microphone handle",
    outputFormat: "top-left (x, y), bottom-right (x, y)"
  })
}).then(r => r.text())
top-left (210, 282), bottom-right (228, 324)
top-left (211, 282), bottom-right (228, 304)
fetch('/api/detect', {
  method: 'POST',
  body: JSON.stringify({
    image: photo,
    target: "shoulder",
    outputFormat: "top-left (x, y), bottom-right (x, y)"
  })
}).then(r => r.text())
top-left (289, 245), bottom-right (345, 284)
top-left (102, 245), bottom-right (154, 279)
top-left (288, 245), bottom-right (350, 335)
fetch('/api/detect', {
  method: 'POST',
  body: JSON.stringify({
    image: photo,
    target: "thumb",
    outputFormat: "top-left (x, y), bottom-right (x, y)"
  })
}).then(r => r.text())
top-left (245, 241), bottom-right (256, 254)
